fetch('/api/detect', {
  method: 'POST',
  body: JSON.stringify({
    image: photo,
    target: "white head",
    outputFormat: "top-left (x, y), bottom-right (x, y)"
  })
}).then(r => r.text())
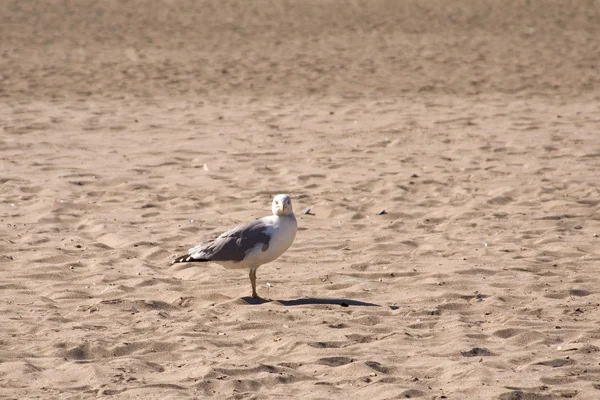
top-left (272, 194), bottom-right (294, 216)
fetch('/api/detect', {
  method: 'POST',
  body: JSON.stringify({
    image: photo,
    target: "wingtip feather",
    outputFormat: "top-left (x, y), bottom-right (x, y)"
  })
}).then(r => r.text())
top-left (172, 254), bottom-right (209, 264)
top-left (172, 255), bottom-right (189, 263)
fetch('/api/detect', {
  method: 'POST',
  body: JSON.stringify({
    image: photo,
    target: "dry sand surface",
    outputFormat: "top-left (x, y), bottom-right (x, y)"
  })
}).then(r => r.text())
top-left (2, 1), bottom-right (600, 399)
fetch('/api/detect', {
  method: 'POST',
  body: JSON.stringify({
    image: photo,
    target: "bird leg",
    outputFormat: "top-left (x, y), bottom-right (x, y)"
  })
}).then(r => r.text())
top-left (249, 266), bottom-right (259, 299)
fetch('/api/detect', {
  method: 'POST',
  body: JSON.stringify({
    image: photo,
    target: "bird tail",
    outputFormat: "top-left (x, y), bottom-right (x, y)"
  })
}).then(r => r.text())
top-left (172, 254), bottom-right (209, 264)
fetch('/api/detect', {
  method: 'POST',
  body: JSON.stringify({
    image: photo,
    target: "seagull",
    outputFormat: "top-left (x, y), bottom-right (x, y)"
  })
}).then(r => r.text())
top-left (172, 194), bottom-right (298, 299)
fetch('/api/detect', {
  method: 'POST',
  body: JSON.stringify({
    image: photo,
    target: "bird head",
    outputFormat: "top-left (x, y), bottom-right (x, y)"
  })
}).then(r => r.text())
top-left (272, 194), bottom-right (294, 216)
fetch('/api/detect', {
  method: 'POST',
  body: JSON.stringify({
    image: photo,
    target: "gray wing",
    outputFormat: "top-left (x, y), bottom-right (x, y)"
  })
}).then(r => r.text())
top-left (189, 218), bottom-right (271, 262)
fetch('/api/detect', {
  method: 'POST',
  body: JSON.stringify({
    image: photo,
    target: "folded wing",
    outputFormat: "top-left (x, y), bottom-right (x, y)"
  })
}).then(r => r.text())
top-left (175, 219), bottom-right (271, 264)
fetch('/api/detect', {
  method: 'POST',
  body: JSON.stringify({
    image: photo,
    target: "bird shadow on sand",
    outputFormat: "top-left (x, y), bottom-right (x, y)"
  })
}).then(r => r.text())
top-left (241, 297), bottom-right (381, 307)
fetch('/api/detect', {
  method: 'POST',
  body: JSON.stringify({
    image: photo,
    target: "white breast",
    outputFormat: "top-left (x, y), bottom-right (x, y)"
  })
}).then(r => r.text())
top-left (247, 215), bottom-right (297, 266)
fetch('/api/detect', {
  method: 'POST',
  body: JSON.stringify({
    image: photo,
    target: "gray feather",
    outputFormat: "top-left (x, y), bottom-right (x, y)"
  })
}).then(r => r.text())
top-left (186, 219), bottom-right (271, 262)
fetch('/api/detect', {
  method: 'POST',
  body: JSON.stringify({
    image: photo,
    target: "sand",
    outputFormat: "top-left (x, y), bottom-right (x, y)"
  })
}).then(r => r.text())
top-left (2, 1), bottom-right (600, 399)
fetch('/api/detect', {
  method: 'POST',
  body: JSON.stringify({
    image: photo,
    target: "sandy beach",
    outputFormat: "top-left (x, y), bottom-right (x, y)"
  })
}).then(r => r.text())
top-left (1, 1), bottom-right (600, 398)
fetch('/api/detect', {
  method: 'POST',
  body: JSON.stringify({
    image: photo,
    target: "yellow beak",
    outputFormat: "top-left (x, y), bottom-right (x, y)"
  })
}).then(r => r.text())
top-left (278, 203), bottom-right (285, 213)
